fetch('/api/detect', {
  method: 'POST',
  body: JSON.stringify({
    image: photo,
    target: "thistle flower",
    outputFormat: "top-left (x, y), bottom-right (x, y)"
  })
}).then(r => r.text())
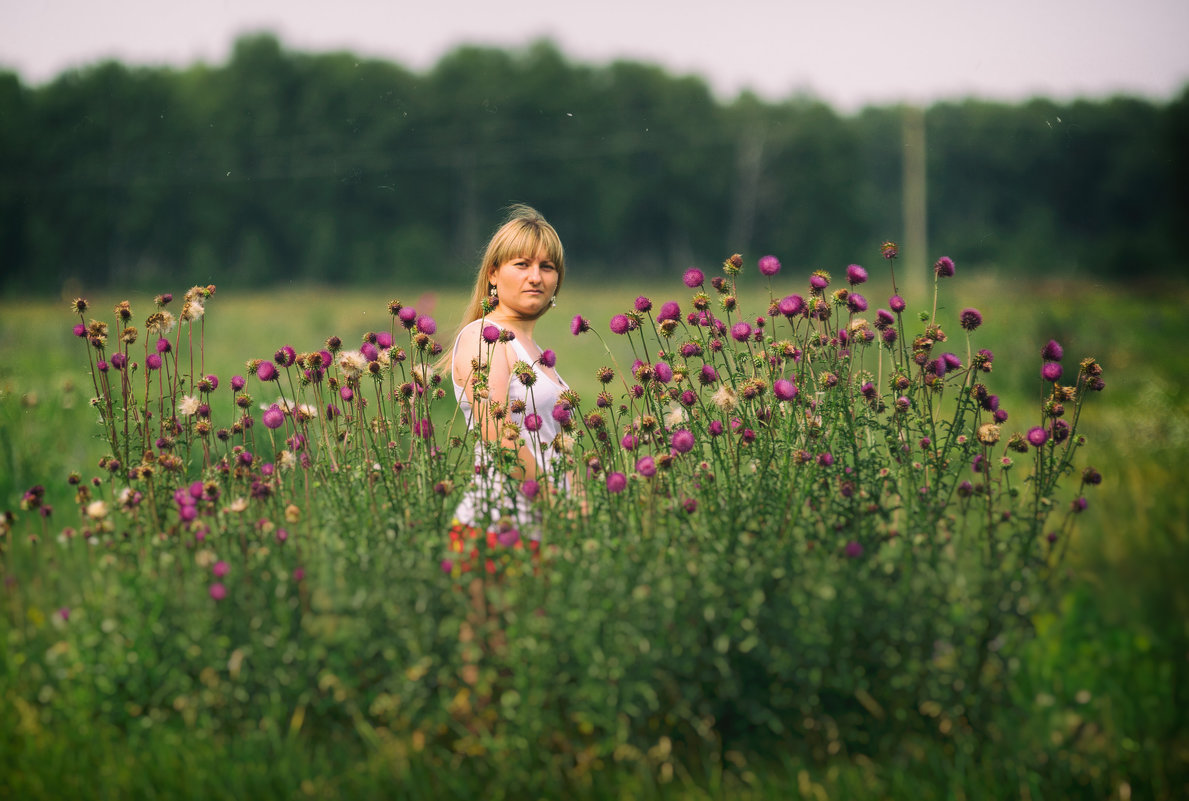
top-left (621, 433), bottom-right (638, 451)
top-left (178, 395), bottom-right (201, 416)
top-left (256, 361), bottom-right (278, 382)
top-left (846, 293), bottom-right (868, 313)
top-left (817, 452), bottom-right (834, 467)
top-left (72, 323), bottom-right (86, 337)
top-left (231, 375), bottom-right (246, 391)
top-left (723, 253), bottom-right (743, 275)
top-left (1041, 362), bottom-right (1063, 382)
top-left (398, 307), bottom-right (417, 329)
top-left (773, 379), bottom-right (798, 402)
top-left (934, 256), bottom-right (955, 278)
top-left (889, 295), bottom-right (906, 313)
top-left (71, 297), bottom-right (88, 314)
top-left (571, 315), bottom-right (591, 335)
top-left (758, 255), bottom-right (781, 277)
top-left (636, 456), bottom-right (657, 477)
top-left (1041, 340), bottom-right (1064, 361)
top-left (606, 472), bottom-right (627, 493)
top-left (262, 404), bottom-right (285, 430)
top-left (376, 331), bottom-right (394, 348)
top-left (778, 295), bottom-right (805, 317)
top-left (977, 423), bottom-right (1001, 445)
top-left (730, 322), bottom-right (751, 342)
top-left (416, 315), bottom-right (437, 335)
top-left (551, 403), bottom-right (572, 426)
top-left (881, 241), bottom-right (898, 260)
top-left (683, 268), bottom-right (704, 287)
top-left (482, 325), bottom-right (500, 344)
top-left (609, 314), bottom-right (630, 335)
top-left (846, 264), bottom-right (868, 285)
top-left (845, 541), bottom-right (864, 558)
top-left (539, 349), bottom-right (557, 369)
top-left (671, 429), bottom-right (695, 454)
top-left (809, 273), bottom-right (829, 292)
top-left (413, 418), bottom-right (434, 439)
top-left (110, 353), bottom-right (127, 370)
top-left (959, 308), bottom-right (983, 331)
top-left (653, 362), bottom-right (673, 384)
top-left (146, 353), bottom-right (162, 371)
top-left (274, 345), bottom-right (296, 367)
top-left (711, 384), bottom-right (737, 411)
top-left (1027, 426), bottom-right (1048, 447)
top-left (521, 480), bottom-right (540, 500)
top-left (338, 351), bottom-right (365, 378)
top-left (656, 301), bottom-right (681, 322)
top-left (699, 364), bottom-right (718, 385)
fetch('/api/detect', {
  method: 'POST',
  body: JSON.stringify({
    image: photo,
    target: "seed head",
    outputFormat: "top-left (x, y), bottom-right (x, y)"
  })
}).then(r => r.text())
top-left (977, 423), bottom-right (1001, 445)
top-left (723, 253), bottom-right (743, 276)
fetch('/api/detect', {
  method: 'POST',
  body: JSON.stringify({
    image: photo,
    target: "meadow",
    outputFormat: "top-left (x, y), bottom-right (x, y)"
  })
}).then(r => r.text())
top-left (1, 260), bottom-right (1186, 799)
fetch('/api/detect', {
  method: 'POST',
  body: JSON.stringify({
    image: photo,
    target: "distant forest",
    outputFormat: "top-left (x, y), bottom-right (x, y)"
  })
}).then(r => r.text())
top-left (1, 34), bottom-right (1185, 292)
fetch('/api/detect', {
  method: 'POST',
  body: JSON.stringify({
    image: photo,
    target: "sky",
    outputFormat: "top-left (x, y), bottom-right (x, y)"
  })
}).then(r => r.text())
top-left (2, 0), bottom-right (1188, 111)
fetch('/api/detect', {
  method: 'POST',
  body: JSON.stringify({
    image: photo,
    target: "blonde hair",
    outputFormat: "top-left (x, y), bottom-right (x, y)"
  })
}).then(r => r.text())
top-left (436, 205), bottom-right (566, 371)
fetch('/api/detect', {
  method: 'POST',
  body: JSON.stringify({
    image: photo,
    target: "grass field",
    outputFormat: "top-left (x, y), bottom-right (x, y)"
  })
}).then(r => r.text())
top-left (2, 272), bottom-right (1187, 798)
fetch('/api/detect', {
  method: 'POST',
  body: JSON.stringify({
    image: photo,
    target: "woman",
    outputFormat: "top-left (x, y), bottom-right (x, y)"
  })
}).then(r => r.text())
top-left (441, 205), bottom-right (571, 537)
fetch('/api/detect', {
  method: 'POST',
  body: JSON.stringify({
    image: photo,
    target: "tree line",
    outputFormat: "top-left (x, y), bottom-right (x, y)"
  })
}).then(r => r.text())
top-left (1, 33), bottom-right (1185, 293)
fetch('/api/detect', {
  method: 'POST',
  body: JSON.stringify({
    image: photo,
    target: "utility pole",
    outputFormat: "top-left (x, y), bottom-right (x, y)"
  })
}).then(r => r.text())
top-left (902, 105), bottom-right (928, 300)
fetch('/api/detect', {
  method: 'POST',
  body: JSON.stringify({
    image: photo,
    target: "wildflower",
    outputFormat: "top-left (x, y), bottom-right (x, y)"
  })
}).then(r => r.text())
top-left (71, 297), bottom-right (89, 314)
top-left (338, 350), bottom-right (365, 378)
top-left (758, 255), bottom-right (781, 276)
top-left (655, 301), bottom-right (681, 323)
top-left (85, 500), bottom-right (109, 520)
top-left (256, 361), bottom-right (278, 382)
top-left (539, 349), bottom-right (557, 369)
top-left (809, 272), bottom-right (830, 292)
top-left (682, 268), bottom-right (704, 288)
top-left (730, 322), bottom-right (751, 342)
top-left (609, 314), bottom-right (630, 335)
top-left (846, 293), bottom-right (868, 313)
top-left (482, 325), bottom-right (500, 344)
top-left (606, 472), bottom-right (627, 493)
top-left (413, 418), bottom-right (434, 439)
top-left (934, 256), bottom-right (955, 278)
top-left (817, 452), bottom-right (834, 467)
top-left (959, 308), bottom-right (983, 331)
top-left (146, 353), bottom-right (162, 371)
top-left (1041, 363), bottom-right (1063, 382)
top-left (274, 346), bottom-right (296, 367)
top-left (110, 353), bottom-right (127, 371)
top-left (889, 295), bottom-right (906, 313)
top-left (711, 384), bottom-right (737, 411)
top-left (671, 429), bottom-right (695, 454)
top-left (360, 342), bottom-right (379, 362)
top-left (881, 241), bottom-right (898, 260)
top-left (397, 307), bottom-right (417, 329)
top-left (262, 404), bottom-right (285, 430)
top-left (723, 253), bottom-right (743, 275)
top-left (416, 315), bottom-right (437, 335)
top-left (845, 541), bottom-right (864, 558)
top-left (1041, 340), bottom-right (1064, 361)
top-left (521, 480), bottom-right (540, 500)
top-left (524, 413), bottom-right (542, 432)
top-left (699, 365), bottom-right (718, 385)
top-left (636, 456), bottom-right (657, 477)
top-left (977, 423), bottom-right (1001, 445)
top-left (571, 315), bottom-right (591, 336)
top-left (621, 433), bottom-right (638, 451)
top-left (773, 379), bottom-right (798, 402)
top-left (653, 362), bottom-right (673, 384)
top-left (1025, 426), bottom-right (1048, 447)
top-left (551, 403), bottom-right (572, 426)
top-left (178, 395), bottom-right (201, 416)
top-left (231, 375), bottom-right (246, 392)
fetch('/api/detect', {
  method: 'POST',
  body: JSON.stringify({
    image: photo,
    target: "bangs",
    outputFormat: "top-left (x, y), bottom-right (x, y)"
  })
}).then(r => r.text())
top-left (488, 222), bottom-right (565, 273)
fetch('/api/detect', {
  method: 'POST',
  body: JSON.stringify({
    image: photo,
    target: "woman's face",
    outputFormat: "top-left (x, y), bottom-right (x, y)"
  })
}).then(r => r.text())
top-left (489, 251), bottom-right (559, 319)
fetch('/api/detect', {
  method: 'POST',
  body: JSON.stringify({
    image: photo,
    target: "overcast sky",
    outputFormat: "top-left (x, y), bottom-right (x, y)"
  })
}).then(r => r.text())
top-left (3, 0), bottom-right (1187, 110)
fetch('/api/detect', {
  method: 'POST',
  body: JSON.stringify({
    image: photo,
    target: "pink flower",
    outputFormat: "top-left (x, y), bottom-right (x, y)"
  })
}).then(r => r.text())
top-left (846, 264), bottom-right (868, 285)
top-left (606, 472), bottom-right (627, 493)
top-left (524, 413), bottom-right (542, 432)
top-left (521, 480), bottom-right (540, 500)
top-left (609, 314), bottom-right (630, 335)
top-left (262, 404), bottom-right (285, 430)
top-left (670, 429), bottom-right (695, 454)
top-left (209, 583), bottom-right (227, 601)
top-left (730, 322), bottom-right (751, 342)
top-left (683, 268), bottom-right (704, 287)
top-left (758, 255), bottom-right (781, 277)
top-left (773, 379), bottom-right (797, 402)
top-left (635, 456), bottom-right (657, 477)
top-left (212, 560), bottom-right (230, 578)
top-left (539, 349), bottom-right (556, 368)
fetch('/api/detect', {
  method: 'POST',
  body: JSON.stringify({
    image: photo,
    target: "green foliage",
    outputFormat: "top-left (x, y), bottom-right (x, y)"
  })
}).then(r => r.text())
top-left (1, 36), bottom-right (1185, 295)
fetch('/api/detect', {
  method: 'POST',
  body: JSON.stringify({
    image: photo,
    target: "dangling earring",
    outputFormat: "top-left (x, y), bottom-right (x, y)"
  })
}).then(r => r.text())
top-left (489, 285), bottom-right (497, 298)
top-left (550, 295), bottom-right (557, 308)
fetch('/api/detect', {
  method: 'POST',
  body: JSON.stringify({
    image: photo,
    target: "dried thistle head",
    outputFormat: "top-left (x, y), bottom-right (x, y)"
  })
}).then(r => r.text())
top-left (977, 423), bottom-right (1001, 446)
top-left (114, 300), bottom-right (132, 321)
top-left (71, 297), bottom-right (89, 314)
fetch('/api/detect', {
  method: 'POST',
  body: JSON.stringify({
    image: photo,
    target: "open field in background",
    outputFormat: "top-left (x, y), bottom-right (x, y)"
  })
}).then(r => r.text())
top-left (2, 272), bottom-right (1187, 797)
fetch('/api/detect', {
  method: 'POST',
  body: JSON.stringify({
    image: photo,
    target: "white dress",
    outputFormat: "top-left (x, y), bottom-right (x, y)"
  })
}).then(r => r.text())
top-left (450, 319), bottom-right (570, 535)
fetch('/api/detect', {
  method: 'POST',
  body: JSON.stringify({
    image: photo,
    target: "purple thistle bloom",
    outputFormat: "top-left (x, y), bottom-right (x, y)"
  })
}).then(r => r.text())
top-left (657, 301), bottom-right (681, 322)
top-left (256, 362), bottom-right (278, 382)
top-left (708, 420), bottom-right (724, 437)
top-left (413, 418), bottom-right (434, 439)
top-left (209, 583), bottom-right (227, 601)
top-left (274, 345), bottom-right (296, 367)
top-left (846, 264), bottom-right (868, 285)
top-left (339, 386), bottom-right (353, 401)
top-left (942, 352), bottom-right (962, 371)
top-left (809, 274), bottom-right (829, 291)
top-left (635, 296), bottom-right (653, 313)
top-left (482, 325), bottom-right (500, 344)
top-left (609, 314), bottom-right (630, 335)
top-left (539, 349), bottom-right (557, 368)
top-left (845, 541), bottom-right (864, 558)
top-left (524, 413), bottom-right (542, 432)
top-left (636, 456), bottom-right (657, 477)
top-left (680, 389), bottom-right (696, 406)
top-left (231, 375), bottom-right (246, 391)
top-left (146, 353), bottom-right (162, 370)
top-left (773, 379), bottom-right (798, 402)
top-left (72, 323), bottom-right (86, 337)
top-left (881, 328), bottom-right (898, 345)
top-left (778, 295), bottom-right (805, 317)
top-left (934, 256), bottom-right (955, 278)
top-left (111, 353), bottom-right (127, 370)
top-left (1042, 362), bottom-right (1063, 382)
top-left (671, 429), bottom-right (695, 454)
top-left (654, 362), bottom-right (673, 383)
top-left (360, 342), bottom-right (379, 362)
top-left (817, 452), bottom-right (834, 467)
top-left (846, 293), bottom-right (868, 313)
top-left (1041, 340), bottom-right (1064, 361)
top-left (730, 322), bottom-right (752, 342)
top-left (571, 315), bottom-right (591, 335)
top-left (376, 331), bottom-right (394, 348)
top-left (325, 404), bottom-right (340, 419)
top-left (1027, 426), bottom-right (1048, 447)
top-left (875, 309), bottom-right (895, 329)
top-left (398, 307), bottom-right (417, 329)
top-left (621, 433), bottom-right (639, 451)
top-left (606, 472), bottom-right (627, 493)
top-left (927, 358), bottom-right (947, 377)
top-left (416, 315), bottom-right (436, 335)
top-left (497, 529), bottom-right (522, 547)
top-left (1072, 497), bottom-right (1088, 513)
top-left (889, 295), bottom-right (906, 313)
top-left (551, 403), bottom-right (572, 425)
top-left (740, 428), bottom-right (756, 443)
top-left (521, 480), bottom-right (540, 500)
top-left (959, 308), bottom-right (983, 332)
top-left (683, 267), bottom-right (704, 287)
top-left (699, 364), bottom-right (718, 385)
top-left (994, 408), bottom-right (1008, 423)
top-left (156, 337), bottom-right (171, 354)
top-left (758, 255), bottom-right (781, 276)
top-left (262, 404), bottom-right (285, 430)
